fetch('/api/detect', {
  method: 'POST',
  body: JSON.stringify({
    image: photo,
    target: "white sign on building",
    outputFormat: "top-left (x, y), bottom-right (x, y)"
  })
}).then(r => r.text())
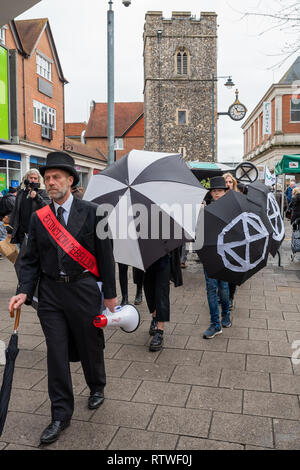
top-left (263, 101), bottom-right (272, 135)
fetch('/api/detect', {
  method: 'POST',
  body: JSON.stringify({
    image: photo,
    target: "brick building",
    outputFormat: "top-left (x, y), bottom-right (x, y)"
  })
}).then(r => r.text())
top-left (242, 56), bottom-right (300, 172)
top-left (0, 20), bottom-right (105, 191)
top-left (143, 11), bottom-right (217, 161)
top-left (84, 102), bottom-right (144, 161)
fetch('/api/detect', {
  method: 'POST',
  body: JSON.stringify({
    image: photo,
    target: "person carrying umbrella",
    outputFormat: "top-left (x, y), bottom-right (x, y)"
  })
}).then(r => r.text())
top-left (202, 176), bottom-right (231, 339)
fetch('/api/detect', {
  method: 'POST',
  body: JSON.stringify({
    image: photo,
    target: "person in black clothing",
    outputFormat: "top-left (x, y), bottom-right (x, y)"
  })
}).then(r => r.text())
top-left (0, 186), bottom-right (17, 219)
top-left (10, 169), bottom-right (51, 246)
top-left (287, 186), bottom-right (300, 224)
top-left (118, 263), bottom-right (144, 306)
top-left (8, 152), bottom-right (117, 445)
top-left (144, 249), bottom-right (183, 352)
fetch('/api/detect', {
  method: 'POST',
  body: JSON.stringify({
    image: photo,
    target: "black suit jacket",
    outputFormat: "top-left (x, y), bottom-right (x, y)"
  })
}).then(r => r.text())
top-left (17, 197), bottom-right (116, 300)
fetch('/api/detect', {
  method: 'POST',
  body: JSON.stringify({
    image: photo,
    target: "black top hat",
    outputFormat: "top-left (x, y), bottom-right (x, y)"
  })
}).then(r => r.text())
top-left (209, 176), bottom-right (229, 191)
top-left (40, 152), bottom-right (79, 186)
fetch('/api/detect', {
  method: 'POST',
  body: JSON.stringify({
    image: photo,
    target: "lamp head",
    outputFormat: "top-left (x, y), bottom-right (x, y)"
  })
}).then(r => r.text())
top-left (224, 77), bottom-right (235, 89)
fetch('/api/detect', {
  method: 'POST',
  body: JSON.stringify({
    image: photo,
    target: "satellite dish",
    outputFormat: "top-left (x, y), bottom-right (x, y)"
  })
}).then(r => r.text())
top-left (235, 162), bottom-right (258, 184)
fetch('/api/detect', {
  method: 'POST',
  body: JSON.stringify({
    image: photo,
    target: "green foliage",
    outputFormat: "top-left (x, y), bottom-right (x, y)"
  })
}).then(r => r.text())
top-left (200, 178), bottom-right (210, 189)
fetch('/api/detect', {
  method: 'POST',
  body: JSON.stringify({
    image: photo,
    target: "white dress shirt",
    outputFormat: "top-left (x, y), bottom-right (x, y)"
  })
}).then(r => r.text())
top-left (53, 193), bottom-right (73, 225)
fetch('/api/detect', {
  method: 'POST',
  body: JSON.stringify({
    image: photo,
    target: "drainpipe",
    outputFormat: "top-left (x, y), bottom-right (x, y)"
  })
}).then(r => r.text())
top-left (22, 56), bottom-right (26, 140)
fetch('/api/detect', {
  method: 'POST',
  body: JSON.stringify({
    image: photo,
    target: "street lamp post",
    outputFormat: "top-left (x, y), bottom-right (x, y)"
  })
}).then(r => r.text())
top-left (107, 0), bottom-right (132, 166)
top-left (211, 73), bottom-right (235, 162)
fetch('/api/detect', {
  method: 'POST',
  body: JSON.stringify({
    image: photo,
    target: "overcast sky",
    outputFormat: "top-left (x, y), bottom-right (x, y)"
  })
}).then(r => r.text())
top-left (17, 0), bottom-right (298, 162)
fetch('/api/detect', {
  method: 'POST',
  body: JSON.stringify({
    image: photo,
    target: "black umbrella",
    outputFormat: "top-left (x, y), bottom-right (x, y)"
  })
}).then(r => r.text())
top-left (246, 182), bottom-right (285, 256)
top-left (0, 308), bottom-right (21, 437)
top-left (83, 150), bottom-right (207, 270)
top-left (198, 190), bottom-right (273, 285)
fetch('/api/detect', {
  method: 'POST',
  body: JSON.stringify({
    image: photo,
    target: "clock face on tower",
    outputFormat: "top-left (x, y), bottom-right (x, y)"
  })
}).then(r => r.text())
top-left (228, 103), bottom-right (247, 121)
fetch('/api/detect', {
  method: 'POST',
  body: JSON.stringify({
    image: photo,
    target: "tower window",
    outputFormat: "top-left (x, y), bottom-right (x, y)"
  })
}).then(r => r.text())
top-left (177, 49), bottom-right (188, 75)
top-left (177, 110), bottom-right (187, 125)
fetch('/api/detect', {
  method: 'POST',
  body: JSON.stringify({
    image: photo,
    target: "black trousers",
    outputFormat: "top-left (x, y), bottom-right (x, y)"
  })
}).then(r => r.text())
top-left (143, 255), bottom-right (170, 322)
top-left (118, 263), bottom-right (144, 297)
top-left (38, 275), bottom-right (106, 421)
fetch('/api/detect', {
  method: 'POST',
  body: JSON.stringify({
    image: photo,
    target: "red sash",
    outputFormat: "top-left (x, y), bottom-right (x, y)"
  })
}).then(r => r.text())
top-left (36, 205), bottom-right (100, 277)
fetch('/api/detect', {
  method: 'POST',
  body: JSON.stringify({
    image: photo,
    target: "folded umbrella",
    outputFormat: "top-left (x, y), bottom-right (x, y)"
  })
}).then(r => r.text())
top-left (0, 308), bottom-right (21, 437)
top-left (84, 150), bottom-right (207, 270)
top-left (198, 190), bottom-right (273, 285)
top-left (246, 182), bottom-right (285, 256)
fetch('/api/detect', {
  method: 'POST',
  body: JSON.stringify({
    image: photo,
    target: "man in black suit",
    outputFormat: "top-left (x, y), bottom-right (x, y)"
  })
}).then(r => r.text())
top-left (9, 152), bottom-right (117, 445)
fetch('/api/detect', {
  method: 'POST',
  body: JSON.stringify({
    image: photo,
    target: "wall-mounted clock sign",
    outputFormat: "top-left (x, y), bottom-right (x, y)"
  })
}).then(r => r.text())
top-left (228, 90), bottom-right (247, 121)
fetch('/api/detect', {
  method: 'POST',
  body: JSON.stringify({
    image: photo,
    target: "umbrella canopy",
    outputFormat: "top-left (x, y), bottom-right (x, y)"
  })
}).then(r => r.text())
top-left (0, 308), bottom-right (21, 437)
top-left (198, 190), bottom-right (273, 285)
top-left (246, 182), bottom-right (285, 257)
top-left (84, 150), bottom-right (207, 270)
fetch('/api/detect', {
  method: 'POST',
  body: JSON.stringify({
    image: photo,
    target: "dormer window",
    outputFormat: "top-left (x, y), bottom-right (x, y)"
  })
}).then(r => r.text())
top-left (36, 52), bottom-right (52, 81)
top-left (176, 48), bottom-right (189, 75)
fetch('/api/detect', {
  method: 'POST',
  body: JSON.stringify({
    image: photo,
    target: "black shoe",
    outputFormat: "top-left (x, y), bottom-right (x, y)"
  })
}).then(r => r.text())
top-left (40, 420), bottom-right (70, 445)
top-left (120, 295), bottom-right (128, 307)
top-left (149, 330), bottom-right (164, 351)
top-left (134, 289), bottom-right (143, 305)
top-left (88, 390), bottom-right (105, 410)
top-left (149, 317), bottom-right (158, 336)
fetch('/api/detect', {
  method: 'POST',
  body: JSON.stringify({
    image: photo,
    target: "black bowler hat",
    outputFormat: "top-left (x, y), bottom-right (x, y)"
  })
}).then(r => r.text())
top-left (40, 152), bottom-right (79, 186)
top-left (209, 176), bottom-right (229, 191)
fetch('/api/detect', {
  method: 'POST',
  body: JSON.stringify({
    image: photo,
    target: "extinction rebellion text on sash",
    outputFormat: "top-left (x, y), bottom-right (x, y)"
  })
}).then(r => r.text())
top-left (107, 454), bottom-right (192, 467)
top-left (43, 213), bottom-right (95, 271)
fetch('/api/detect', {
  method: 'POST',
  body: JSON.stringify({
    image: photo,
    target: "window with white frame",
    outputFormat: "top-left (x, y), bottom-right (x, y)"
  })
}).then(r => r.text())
top-left (114, 138), bottom-right (124, 150)
top-left (0, 27), bottom-right (6, 45)
top-left (36, 53), bottom-right (52, 81)
top-left (291, 98), bottom-right (300, 122)
top-left (33, 100), bottom-right (56, 130)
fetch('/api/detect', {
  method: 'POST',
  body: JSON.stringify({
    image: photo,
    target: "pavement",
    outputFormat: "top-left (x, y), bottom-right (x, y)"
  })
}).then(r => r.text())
top-left (0, 222), bottom-right (299, 451)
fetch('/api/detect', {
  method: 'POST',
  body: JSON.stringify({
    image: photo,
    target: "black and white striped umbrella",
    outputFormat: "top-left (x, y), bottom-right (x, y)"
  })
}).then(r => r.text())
top-left (84, 150), bottom-right (207, 270)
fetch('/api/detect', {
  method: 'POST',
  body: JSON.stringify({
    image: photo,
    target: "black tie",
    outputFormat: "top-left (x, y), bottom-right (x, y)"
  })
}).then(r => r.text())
top-left (56, 206), bottom-right (66, 273)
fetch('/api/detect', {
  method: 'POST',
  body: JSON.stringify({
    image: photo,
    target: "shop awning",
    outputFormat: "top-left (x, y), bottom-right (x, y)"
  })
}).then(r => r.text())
top-left (0, 1), bottom-right (41, 27)
top-left (275, 154), bottom-right (300, 175)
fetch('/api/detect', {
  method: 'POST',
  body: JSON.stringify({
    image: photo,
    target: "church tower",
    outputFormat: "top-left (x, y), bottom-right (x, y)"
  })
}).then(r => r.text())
top-left (143, 11), bottom-right (217, 161)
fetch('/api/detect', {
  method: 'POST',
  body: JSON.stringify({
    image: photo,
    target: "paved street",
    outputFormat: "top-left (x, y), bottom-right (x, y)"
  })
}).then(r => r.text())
top-left (0, 223), bottom-right (300, 450)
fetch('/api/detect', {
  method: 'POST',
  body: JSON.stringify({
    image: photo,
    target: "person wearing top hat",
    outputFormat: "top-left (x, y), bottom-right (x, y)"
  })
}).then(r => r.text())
top-left (203, 176), bottom-right (231, 339)
top-left (8, 151), bottom-right (117, 445)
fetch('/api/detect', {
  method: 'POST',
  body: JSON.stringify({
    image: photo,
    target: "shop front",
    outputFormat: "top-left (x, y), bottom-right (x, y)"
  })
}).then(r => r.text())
top-left (0, 151), bottom-right (22, 192)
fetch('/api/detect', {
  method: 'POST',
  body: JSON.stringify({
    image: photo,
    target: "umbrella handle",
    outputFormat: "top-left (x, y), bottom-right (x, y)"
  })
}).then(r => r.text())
top-left (10, 307), bottom-right (21, 332)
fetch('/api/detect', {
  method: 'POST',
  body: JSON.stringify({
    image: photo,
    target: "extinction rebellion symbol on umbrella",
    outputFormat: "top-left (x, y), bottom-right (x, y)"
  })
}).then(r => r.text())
top-left (267, 193), bottom-right (284, 242)
top-left (217, 212), bottom-right (270, 272)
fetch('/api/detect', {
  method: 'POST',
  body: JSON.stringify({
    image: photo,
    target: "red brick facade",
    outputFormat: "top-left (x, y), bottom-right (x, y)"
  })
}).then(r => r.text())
top-left (5, 20), bottom-right (65, 150)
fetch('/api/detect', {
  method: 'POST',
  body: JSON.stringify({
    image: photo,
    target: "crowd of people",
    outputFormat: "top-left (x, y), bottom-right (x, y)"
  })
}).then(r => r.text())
top-left (0, 153), bottom-right (296, 445)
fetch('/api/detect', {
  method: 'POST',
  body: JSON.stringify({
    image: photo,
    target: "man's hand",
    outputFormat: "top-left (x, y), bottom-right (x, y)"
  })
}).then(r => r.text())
top-left (9, 294), bottom-right (27, 312)
top-left (30, 190), bottom-right (37, 199)
top-left (103, 297), bottom-right (118, 313)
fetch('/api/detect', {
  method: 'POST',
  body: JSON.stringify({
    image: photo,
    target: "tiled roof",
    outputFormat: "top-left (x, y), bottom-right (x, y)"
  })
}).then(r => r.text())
top-left (14, 18), bottom-right (48, 56)
top-left (64, 138), bottom-right (106, 162)
top-left (65, 122), bottom-right (87, 137)
top-left (279, 56), bottom-right (300, 84)
top-left (85, 102), bottom-right (144, 138)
